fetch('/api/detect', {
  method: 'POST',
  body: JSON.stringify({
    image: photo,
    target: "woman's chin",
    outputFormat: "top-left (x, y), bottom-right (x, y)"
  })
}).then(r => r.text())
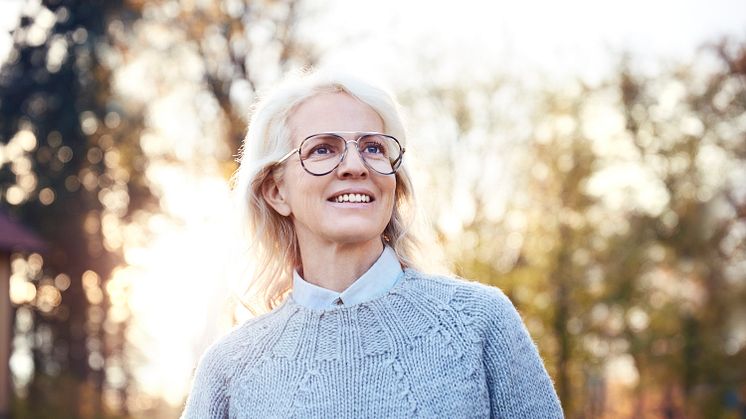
top-left (325, 230), bottom-right (385, 247)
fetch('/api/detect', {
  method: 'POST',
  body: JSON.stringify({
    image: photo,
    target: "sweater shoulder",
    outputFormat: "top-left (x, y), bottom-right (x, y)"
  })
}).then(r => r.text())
top-left (196, 300), bottom-right (294, 372)
top-left (404, 269), bottom-right (520, 331)
top-left (404, 269), bottom-right (511, 308)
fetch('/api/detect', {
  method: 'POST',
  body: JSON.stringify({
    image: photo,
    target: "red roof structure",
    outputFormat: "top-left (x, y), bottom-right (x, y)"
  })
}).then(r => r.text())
top-left (0, 209), bottom-right (47, 253)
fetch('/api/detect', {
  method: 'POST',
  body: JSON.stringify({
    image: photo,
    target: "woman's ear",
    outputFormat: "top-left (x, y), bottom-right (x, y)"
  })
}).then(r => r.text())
top-left (261, 175), bottom-right (292, 216)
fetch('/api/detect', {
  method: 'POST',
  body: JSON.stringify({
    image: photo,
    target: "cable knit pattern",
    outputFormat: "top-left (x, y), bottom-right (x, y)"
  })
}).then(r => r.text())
top-left (181, 269), bottom-right (564, 418)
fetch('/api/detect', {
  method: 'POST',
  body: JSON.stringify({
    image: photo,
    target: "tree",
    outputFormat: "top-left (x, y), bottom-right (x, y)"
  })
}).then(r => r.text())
top-left (0, 1), bottom-right (154, 417)
top-left (399, 39), bottom-right (746, 418)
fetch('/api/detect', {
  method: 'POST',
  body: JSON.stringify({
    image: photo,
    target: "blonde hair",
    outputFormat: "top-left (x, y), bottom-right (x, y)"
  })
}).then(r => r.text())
top-left (231, 70), bottom-right (425, 316)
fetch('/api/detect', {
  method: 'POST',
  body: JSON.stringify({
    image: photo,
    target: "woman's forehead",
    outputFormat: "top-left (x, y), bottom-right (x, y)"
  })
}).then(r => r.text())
top-left (288, 92), bottom-right (384, 142)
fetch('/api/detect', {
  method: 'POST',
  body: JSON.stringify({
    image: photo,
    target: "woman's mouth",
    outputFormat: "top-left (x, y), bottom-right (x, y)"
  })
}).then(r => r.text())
top-left (328, 193), bottom-right (374, 203)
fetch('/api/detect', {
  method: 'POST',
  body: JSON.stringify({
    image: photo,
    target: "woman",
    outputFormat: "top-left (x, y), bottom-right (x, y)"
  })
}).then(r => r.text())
top-left (181, 71), bottom-right (563, 418)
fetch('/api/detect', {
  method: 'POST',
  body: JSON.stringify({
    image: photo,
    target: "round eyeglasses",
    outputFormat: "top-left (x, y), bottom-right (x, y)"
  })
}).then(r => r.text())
top-left (275, 132), bottom-right (405, 176)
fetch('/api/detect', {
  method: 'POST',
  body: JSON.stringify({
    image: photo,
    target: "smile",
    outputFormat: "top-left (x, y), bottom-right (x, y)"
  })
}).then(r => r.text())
top-left (329, 193), bottom-right (373, 203)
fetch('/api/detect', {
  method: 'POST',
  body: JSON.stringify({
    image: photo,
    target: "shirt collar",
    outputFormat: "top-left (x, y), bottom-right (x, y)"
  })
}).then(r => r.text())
top-left (291, 245), bottom-right (403, 309)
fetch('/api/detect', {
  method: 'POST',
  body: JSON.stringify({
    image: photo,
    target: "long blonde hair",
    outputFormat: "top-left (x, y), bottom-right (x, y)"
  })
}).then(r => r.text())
top-left (231, 70), bottom-right (425, 315)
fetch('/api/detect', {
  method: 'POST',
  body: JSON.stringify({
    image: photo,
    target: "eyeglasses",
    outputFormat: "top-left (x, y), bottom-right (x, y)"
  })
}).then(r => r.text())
top-left (275, 132), bottom-right (405, 176)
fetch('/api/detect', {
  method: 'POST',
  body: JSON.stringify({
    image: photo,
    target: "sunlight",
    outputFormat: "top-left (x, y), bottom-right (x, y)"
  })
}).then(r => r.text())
top-left (2, 0), bottom-right (744, 415)
top-left (115, 0), bottom-right (746, 406)
top-left (118, 166), bottom-right (239, 406)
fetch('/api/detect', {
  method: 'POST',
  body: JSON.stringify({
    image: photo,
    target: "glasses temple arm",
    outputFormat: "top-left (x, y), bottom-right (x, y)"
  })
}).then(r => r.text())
top-left (276, 147), bottom-right (300, 165)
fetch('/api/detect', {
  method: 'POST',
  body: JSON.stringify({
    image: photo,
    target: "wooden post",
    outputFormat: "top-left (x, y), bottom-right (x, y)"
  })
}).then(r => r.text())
top-left (0, 209), bottom-right (46, 418)
top-left (0, 251), bottom-right (10, 419)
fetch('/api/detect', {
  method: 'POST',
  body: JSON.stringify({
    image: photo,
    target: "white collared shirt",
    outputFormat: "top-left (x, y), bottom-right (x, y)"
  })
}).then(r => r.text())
top-left (290, 246), bottom-right (404, 309)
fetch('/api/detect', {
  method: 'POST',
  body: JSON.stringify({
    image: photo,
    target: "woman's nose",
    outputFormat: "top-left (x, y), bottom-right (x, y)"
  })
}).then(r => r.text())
top-left (336, 142), bottom-right (369, 178)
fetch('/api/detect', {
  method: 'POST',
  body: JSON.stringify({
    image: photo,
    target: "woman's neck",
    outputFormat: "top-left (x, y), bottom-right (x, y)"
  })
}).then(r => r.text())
top-left (297, 238), bottom-right (384, 292)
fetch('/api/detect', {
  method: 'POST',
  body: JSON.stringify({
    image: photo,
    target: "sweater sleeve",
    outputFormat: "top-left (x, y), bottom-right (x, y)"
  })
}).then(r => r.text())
top-left (180, 342), bottom-right (230, 419)
top-left (476, 285), bottom-right (564, 418)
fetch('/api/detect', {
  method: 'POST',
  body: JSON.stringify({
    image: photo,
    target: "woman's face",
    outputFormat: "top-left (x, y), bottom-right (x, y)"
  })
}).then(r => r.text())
top-left (266, 92), bottom-right (397, 249)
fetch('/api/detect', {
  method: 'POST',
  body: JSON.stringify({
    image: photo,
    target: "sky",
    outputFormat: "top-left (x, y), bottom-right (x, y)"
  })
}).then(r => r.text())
top-left (1, 0), bottom-right (746, 411)
top-left (3, 0), bottom-right (746, 80)
top-left (305, 0), bottom-right (746, 86)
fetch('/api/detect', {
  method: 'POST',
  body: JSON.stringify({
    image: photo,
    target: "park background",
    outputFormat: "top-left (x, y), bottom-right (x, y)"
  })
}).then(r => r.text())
top-left (1, 0), bottom-right (745, 417)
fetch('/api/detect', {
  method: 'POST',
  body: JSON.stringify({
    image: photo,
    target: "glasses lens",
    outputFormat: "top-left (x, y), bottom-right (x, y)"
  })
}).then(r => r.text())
top-left (299, 134), bottom-right (345, 175)
top-left (358, 134), bottom-right (402, 174)
top-left (298, 133), bottom-right (403, 175)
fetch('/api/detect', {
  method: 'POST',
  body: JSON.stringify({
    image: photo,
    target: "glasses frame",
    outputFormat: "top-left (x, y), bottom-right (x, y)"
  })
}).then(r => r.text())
top-left (275, 131), bottom-right (406, 176)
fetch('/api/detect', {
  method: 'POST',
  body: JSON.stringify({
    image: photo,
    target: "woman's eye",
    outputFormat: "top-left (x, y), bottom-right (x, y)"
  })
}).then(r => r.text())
top-left (363, 143), bottom-right (384, 154)
top-left (311, 144), bottom-right (335, 155)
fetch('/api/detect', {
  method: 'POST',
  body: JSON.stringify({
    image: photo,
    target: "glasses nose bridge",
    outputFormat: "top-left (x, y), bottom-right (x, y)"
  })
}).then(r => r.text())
top-left (339, 137), bottom-right (368, 169)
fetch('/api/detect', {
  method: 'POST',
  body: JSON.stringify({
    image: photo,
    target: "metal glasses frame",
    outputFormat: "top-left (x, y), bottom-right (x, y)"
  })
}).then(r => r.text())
top-left (275, 131), bottom-right (405, 176)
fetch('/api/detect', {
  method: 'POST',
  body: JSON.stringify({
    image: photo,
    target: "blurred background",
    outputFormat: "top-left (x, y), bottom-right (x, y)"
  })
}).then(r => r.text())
top-left (0, 0), bottom-right (745, 417)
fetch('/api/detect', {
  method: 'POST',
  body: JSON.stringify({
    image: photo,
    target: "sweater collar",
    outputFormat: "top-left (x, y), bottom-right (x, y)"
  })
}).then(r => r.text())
top-left (291, 245), bottom-right (403, 309)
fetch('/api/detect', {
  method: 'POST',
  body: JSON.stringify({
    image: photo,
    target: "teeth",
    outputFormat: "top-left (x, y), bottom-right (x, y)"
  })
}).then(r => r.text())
top-left (334, 193), bottom-right (371, 203)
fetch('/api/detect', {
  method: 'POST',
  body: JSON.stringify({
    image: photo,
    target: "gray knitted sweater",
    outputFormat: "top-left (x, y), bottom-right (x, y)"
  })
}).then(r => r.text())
top-left (181, 269), bottom-right (563, 418)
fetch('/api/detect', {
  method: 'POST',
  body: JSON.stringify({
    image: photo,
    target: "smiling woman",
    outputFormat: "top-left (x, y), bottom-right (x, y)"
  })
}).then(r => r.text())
top-left (180, 70), bottom-right (564, 418)
top-left (232, 72), bottom-right (418, 314)
top-left (261, 93), bottom-right (399, 289)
